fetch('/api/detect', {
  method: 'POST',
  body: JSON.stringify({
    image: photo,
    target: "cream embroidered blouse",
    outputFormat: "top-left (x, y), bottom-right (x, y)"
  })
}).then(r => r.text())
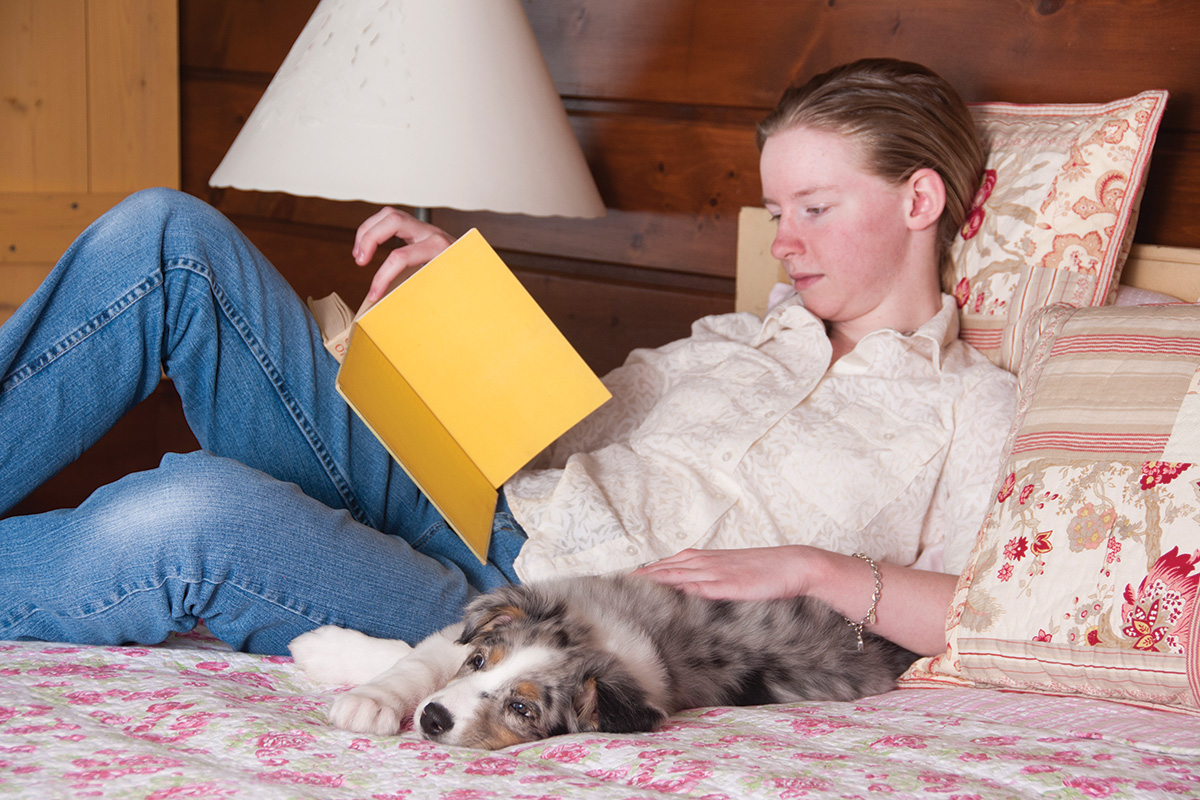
top-left (506, 293), bottom-right (1018, 581)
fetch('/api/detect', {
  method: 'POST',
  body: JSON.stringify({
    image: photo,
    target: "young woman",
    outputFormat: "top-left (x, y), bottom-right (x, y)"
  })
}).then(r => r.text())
top-left (0, 59), bottom-right (1016, 658)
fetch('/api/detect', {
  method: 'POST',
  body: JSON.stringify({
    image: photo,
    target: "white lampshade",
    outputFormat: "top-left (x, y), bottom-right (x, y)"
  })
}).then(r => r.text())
top-left (209, 0), bottom-right (605, 218)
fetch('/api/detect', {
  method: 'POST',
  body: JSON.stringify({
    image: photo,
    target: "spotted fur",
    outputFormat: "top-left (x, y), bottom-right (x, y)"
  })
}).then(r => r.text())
top-left (290, 574), bottom-right (918, 749)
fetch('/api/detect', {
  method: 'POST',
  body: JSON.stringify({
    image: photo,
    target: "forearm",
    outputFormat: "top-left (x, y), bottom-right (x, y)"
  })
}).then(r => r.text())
top-left (634, 543), bottom-right (959, 656)
top-left (802, 547), bottom-right (957, 657)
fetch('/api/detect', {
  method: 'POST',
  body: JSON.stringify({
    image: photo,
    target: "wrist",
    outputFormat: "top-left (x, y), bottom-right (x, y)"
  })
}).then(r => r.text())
top-left (793, 548), bottom-right (877, 621)
top-left (782, 544), bottom-right (826, 597)
top-left (843, 553), bottom-right (882, 650)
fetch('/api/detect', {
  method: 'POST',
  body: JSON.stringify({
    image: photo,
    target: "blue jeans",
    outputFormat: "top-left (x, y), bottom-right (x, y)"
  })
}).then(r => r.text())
top-left (0, 188), bottom-right (525, 655)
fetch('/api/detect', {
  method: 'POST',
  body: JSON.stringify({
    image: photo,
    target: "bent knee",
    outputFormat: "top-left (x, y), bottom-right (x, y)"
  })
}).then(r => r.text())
top-left (71, 452), bottom-right (359, 593)
top-left (115, 187), bottom-right (206, 221)
top-left (74, 188), bottom-right (223, 275)
top-left (151, 451), bottom-right (307, 524)
top-left (87, 452), bottom-right (301, 557)
top-left (100, 188), bottom-right (229, 250)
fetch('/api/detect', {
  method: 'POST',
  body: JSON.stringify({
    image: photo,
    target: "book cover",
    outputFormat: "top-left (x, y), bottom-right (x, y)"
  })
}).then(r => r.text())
top-left (330, 229), bottom-right (611, 563)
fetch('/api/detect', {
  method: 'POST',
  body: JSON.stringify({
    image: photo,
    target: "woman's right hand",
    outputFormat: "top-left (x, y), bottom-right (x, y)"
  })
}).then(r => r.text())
top-left (353, 207), bottom-right (455, 306)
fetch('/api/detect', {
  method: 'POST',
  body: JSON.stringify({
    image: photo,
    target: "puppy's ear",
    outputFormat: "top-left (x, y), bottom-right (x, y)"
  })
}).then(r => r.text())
top-left (458, 584), bottom-right (568, 644)
top-left (457, 587), bottom-right (530, 644)
top-left (573, 663), bottom-right (666, 734)
top-left (457, 603), bottom-right (523, 645)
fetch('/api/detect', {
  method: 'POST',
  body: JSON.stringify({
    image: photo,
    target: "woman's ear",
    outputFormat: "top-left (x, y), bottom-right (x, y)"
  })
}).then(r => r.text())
top-left (905, 168), bottom-right (946, 232)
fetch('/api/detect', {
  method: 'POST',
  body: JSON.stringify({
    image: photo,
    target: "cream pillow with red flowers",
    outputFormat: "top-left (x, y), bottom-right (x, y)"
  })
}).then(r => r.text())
top-left (901, 302), bottom-right (1200, 713)
top-left (946, 91), bottom-right (1168, 373)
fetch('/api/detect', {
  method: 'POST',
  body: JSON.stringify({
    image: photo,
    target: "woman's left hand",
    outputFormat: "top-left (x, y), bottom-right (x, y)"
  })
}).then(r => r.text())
top-left (633, 546), bottom-right (812, 602)
top-left (637, 545), bottom-right (960, 657)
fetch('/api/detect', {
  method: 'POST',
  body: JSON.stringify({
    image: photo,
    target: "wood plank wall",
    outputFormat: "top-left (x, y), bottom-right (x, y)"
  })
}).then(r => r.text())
top-left (1, 0), bottom-right (186, 517)
top-left (11, 0), bottom-right (1200, 514)
top-left (0, 0), bottom-right (179, 325)
top-left (178, 0), bottom-right (1200, 378)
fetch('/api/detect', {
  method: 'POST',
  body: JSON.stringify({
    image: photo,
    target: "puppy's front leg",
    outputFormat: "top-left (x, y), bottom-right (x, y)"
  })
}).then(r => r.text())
top-left (328, 623), bottom-right (467, 736)
top-left (290, 626), bottom-right (414, 686)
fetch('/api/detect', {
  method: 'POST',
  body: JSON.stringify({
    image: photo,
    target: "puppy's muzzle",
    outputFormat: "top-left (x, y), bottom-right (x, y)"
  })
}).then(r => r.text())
top-left (420, 701), bottom-right (453, 738)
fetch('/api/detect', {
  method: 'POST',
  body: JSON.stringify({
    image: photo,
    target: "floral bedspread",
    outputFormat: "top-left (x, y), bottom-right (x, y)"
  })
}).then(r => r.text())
top-left (2, 631), bottom-right (1198, 799)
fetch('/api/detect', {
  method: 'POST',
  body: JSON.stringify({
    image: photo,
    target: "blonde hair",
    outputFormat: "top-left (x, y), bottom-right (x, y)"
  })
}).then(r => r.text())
top-left (757, 59), bottom-right (984, 275)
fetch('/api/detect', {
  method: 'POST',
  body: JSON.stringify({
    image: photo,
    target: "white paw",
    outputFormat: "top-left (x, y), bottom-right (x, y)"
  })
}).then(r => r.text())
top-left (289, 626), bottom-right (412, 686)
top-left (329, 686), bottom-right (413, 735)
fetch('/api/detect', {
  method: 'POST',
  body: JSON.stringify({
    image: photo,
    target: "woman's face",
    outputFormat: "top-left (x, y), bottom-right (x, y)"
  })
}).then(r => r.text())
top-left (760, 125), bottom-right (938, 332)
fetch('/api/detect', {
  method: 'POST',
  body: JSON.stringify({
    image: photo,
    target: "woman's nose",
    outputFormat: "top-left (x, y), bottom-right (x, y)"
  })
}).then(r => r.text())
top-left (770, 223), bottom-right (802, 261)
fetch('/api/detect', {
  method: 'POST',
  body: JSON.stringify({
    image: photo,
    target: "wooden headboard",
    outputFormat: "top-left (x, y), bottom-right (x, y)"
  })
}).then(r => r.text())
top-left (735, 207), bottom-right (1200, 318)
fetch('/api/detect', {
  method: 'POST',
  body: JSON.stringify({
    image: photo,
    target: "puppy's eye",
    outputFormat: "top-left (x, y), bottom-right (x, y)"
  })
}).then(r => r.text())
top-left (508, 700), bottom-right (533, 718)
top-left (468, 652), bottom-right (486, 670)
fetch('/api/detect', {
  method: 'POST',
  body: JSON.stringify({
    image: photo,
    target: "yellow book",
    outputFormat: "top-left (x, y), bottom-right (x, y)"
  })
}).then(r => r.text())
top-left (330, 229), bottom-right (611, 563)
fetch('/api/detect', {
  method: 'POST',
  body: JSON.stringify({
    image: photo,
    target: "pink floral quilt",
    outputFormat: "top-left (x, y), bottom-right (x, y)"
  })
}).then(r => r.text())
top-left (2, 630), bottom-right (1198, 799)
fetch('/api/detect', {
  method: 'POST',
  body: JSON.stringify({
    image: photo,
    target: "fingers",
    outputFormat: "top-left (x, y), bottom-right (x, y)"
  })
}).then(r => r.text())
top-left (633, 550), bottom-right (719, 589)
top-left (636, 565), bottom-right (732, 600)
top-left (353, 207), bottom-right (399, 262)
top-left (632, 546), bottom-right (802, 603)
top-left (354, 207), bottom-right (453, 264)
top-left (367, 236), bottom-right (455, 303)
top-left (352, 206), bottom-right (454, 304)
top-left (353, 207), bottom-right (406, 265)
top-left (634, 548), bottom-right (702, 572)
top-left (354, 207), bottom-right (433, 265)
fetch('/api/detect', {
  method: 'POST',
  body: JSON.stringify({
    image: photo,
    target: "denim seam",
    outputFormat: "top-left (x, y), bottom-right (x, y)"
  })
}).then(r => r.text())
top-left (164, 258), bottom-right (374, 529)
top-left (0, 602), bottom-right (38, 631)
top-left (411, 514), bottom-right (524, 551)
top-left (412, 518), bottom-right (460, 553)
top-left (1, 274), bottom-right (164, 393)
top-left (0, 576), bottom-right (339, 631)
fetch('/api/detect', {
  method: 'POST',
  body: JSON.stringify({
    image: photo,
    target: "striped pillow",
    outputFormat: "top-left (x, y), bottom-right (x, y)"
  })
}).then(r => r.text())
top-left (902, 303), bottom-right (1200, 713)
top-left (947, 92), bottom-right (1168, 374)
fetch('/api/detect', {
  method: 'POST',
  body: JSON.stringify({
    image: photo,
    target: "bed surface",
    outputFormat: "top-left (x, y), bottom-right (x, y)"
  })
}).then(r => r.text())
top-left (2, 631), bottom-right (1199, 799)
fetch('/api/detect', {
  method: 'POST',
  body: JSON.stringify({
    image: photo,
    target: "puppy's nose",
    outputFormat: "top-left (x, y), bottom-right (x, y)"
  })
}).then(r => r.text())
top-left (420, 702), bottom-right (454, 738)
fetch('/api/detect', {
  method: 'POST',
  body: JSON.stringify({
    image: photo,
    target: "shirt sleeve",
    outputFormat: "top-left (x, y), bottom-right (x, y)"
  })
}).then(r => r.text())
top-left (929, 364), bottom-right (1019, 575)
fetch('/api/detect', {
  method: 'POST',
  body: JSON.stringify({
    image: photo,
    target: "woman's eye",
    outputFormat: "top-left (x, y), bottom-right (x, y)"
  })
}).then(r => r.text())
top-left (806, 206), bottom-right (828, 217)
top-left (469, 652), bottom-right (486, 670)
top-left (509, 700), bottom-right (533, 718)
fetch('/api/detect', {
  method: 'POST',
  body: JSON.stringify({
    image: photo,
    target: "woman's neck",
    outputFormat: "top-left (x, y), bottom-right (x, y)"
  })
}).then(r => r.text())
top-left (827, 325), bottom-right (859, 364)
top-left (824, 292), bottom-right (942, 363)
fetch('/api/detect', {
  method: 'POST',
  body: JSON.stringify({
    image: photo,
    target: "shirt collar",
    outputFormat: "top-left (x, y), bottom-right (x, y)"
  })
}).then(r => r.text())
top-left (751, 292), bottom-right (818, 347)
top-left (755, 291), bottom-right (960, 373)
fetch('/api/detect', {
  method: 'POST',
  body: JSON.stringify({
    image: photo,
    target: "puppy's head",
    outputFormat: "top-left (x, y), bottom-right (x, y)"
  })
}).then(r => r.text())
top-left (414, 585), bottom-right (666, 749)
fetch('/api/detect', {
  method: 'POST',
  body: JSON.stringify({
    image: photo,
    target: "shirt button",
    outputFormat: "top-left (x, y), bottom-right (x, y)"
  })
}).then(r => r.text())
top-left (625, 545), bottom-right (638, 555)
top-left (722, 452), bottom-right (732, 462)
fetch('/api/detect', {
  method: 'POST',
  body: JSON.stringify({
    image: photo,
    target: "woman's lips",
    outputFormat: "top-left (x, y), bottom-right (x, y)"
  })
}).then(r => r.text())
top-left (791, 273), bottom-right (822, 291)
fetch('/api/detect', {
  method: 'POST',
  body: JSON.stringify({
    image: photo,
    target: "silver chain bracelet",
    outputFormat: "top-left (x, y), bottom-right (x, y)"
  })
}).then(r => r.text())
top-left (844, 552), bottom-right (882, 651)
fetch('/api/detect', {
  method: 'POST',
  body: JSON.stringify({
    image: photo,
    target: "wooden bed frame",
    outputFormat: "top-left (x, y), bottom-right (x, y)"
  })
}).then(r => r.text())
top-left (735, 206), bottom-right (1200, 318)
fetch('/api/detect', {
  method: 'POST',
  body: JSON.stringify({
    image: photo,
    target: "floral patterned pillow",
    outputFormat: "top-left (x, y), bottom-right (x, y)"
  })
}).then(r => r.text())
top-left (902, 302), bottom-right (1200, 712)
top-left (947, 91), bottom-right (1169, 373)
